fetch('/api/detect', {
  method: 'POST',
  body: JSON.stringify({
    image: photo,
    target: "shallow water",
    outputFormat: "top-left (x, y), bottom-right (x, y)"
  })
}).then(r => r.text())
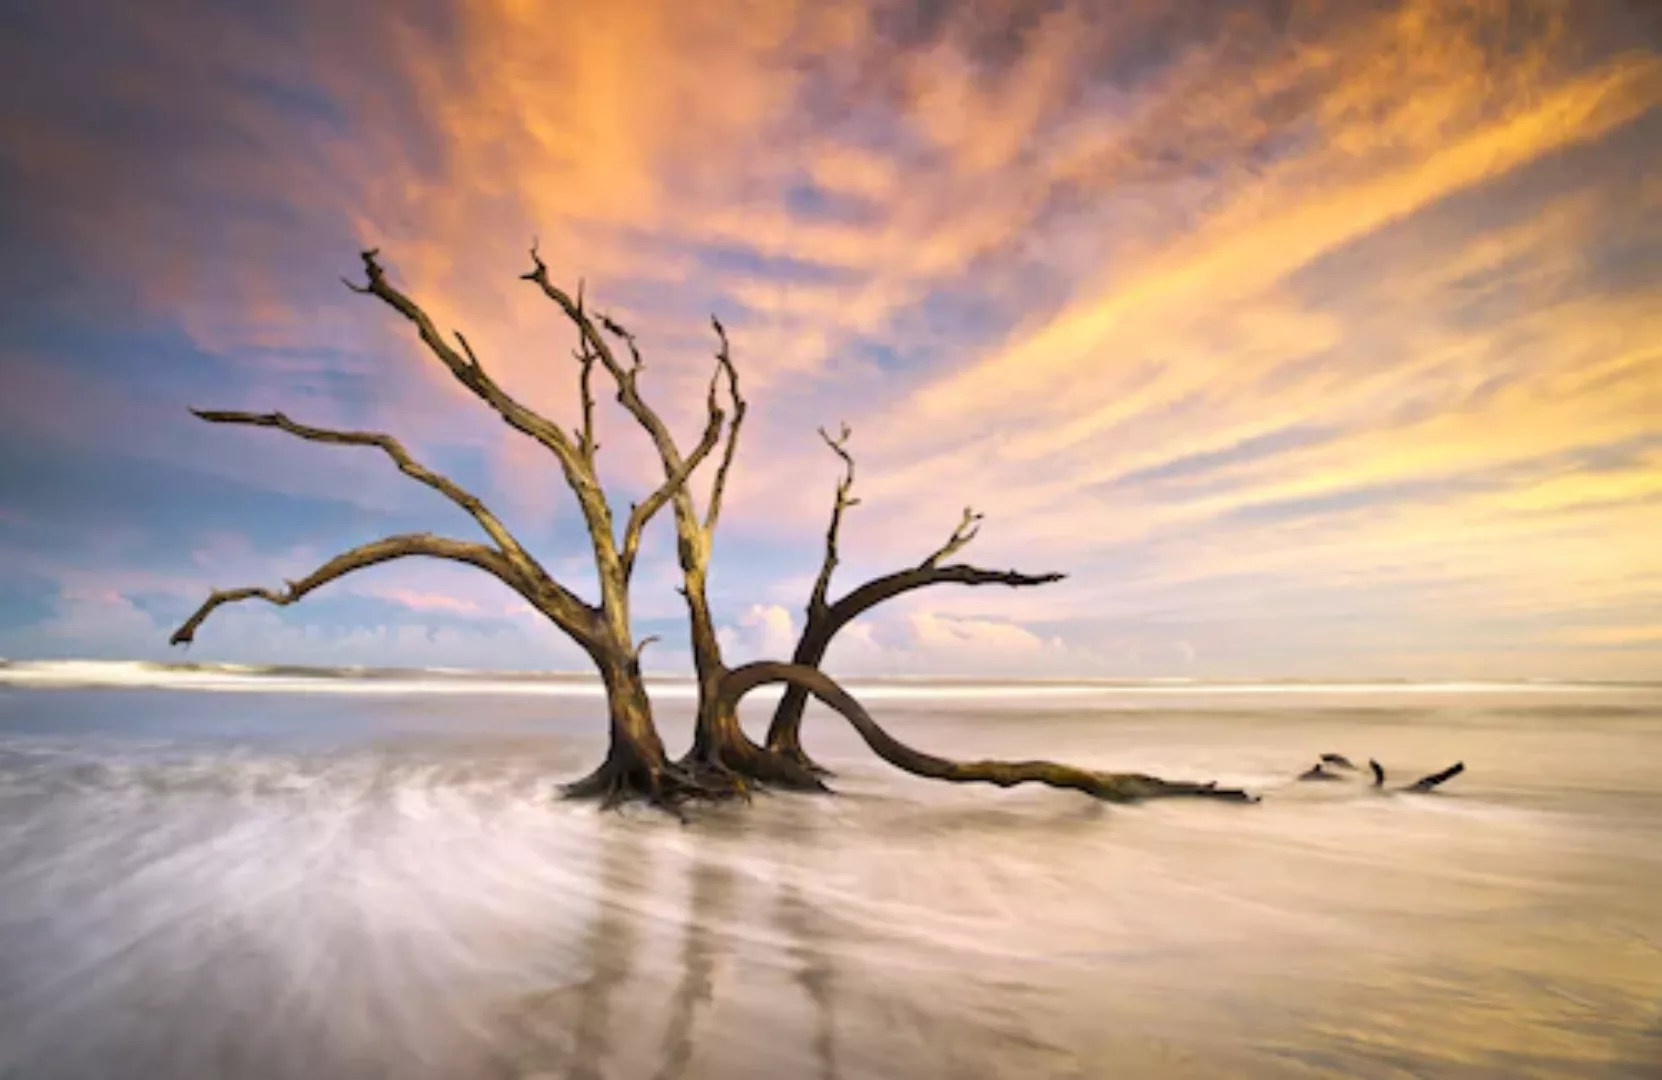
top-left (1, 673), bottom-right (1659, 1079)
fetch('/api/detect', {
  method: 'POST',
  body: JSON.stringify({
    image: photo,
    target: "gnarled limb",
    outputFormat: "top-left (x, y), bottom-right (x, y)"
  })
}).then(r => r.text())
top-left (522, 244), bottom-right (696, 481)
top-left (728, 662), bottom-right (1258, 804)
top-left (766, 428), bottom-right (1065, 773)
top-left (348, 250), bottom-right (581, 468)
top-left (169, 533), bottom-right (549, 645)
top-left (345, 248), bottom-right (658, 624)
top-left (186, 408), bottom-right (593, 634)
top-left (765, 564), bottom-right (1068, 774)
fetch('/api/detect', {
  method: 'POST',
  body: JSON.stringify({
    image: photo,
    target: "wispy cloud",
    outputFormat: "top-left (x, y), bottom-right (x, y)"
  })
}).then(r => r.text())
top-left (0, 0), bottom-right (1657, 676)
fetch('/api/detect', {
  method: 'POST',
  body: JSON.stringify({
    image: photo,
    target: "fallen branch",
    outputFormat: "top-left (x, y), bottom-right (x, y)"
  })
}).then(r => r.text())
top-left (729, 662), bottom-right (1257, 803)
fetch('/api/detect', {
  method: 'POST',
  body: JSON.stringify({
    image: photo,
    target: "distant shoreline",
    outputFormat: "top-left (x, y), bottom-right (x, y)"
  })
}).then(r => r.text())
top-left (1, 658), bottom-right (1654, 696)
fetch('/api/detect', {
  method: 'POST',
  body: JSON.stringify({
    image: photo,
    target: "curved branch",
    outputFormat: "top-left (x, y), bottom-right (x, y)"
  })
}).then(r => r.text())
top-left (762, 563), bottom-right (1066, 771)
top-left (702, 316), bottom-right (747, 535)
top-left (186, 408), bottom-right (592, 626)
top-left (727, 663), bottom-right (1257, 803)
top-left (833, 565), bottom-right (1065, 636)
top-left (763, 565), bottom-right (1065, 768)
top-left (169, 533), bottom-right (547, 645)
top-left (769, 433), bottom-right (1065, 765)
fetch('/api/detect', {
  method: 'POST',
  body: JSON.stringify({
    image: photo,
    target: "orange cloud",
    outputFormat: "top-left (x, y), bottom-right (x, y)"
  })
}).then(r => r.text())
top-left (7, 0), bottom-right (1659, 677)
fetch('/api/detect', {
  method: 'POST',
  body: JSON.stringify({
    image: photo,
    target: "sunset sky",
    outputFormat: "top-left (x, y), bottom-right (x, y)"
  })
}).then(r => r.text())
top-left (1, 0), bottom-right (1658, 679)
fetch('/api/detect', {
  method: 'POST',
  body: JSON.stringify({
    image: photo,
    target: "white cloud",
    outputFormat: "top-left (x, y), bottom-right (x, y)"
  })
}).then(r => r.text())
top-left (715, 603), bottom-right (798, 663)
top-left (812, 608), bottom-right (1103, 678)
top-left (906, 611), bottom-right (1052, 653)
top-left (0, 586), bottom-right (592, 672)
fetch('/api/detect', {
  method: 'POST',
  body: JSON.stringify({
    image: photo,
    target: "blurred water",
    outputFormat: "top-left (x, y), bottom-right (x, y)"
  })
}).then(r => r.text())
top-left (1, 676), bottom-right (1659, 1079)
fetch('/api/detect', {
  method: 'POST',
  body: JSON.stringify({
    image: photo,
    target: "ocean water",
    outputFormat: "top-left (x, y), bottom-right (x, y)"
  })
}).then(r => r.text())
top-left (1, 663), bottom-right (1659, 1079)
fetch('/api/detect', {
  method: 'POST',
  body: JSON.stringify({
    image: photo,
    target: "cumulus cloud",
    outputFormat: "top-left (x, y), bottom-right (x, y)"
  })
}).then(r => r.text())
top-left (716, 604), bottom-right (800, 663)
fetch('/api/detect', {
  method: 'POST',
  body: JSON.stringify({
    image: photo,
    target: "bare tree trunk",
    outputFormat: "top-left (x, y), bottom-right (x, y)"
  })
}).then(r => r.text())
top-left (560, 654), bottom-right (676, 807)
top-left (729, 663), bottom-right (1258, 803)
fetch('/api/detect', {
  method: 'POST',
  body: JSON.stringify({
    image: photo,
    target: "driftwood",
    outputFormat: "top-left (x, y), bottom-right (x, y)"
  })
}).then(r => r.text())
top-left (1297, 756), bottom-right (1467, 793)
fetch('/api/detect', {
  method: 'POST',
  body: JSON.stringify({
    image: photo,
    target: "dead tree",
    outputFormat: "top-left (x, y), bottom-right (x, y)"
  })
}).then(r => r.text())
top-left (761, 427), bottom-right (1064, 778)
top-left (171, 248), bottom-right (736, 813)
top-left (172, 247), bottom-right (1256, 815)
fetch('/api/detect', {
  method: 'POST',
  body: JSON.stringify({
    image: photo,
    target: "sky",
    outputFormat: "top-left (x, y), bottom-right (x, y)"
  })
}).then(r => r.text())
top-left (0, 0), bottom-right (1658, 680)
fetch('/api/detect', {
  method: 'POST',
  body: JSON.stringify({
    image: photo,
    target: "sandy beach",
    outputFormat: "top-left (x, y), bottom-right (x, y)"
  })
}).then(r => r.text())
top-left (1, 667), bottom-right (1658, 1078)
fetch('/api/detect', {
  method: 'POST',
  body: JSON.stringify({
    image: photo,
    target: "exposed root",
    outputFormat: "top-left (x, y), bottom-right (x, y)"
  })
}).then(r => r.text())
top-left (680, 736), bottom-right (833, 794)
top-left (674, 756), bottom-right (758, 803)
top-left (561, 753), bottom-right (752, 820)
top-left (683, 708), bottom-right (833, 793)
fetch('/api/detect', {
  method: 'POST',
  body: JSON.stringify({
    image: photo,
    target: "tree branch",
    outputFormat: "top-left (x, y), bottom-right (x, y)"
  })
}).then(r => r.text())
top-left (833, 566), bottom-right (1066, 635)
top-left (764, 562), bottom-right (1065, 765)
top-left (169, 533), bottom-right (546, 646)
top-left (574, 341), bottom-right (599, 458)
top-left (770, 433), bottom-right (1066, 768)
top-left (620, 394), bottom-right (726, 577)
top-left (920, 507), bottom-right (985, 569)
top-left (522, 244), bottom-right (638, 405)
top-left (702, 315), bottom-right (747, 535)
top-left (807, 423), bottom-right (859, 615)
top-left (187, 409), bottom-right (594, 628)
top-left (346, 249), bottom-right (582, 469)
top-left (522, 244), bottom-right (707, 526)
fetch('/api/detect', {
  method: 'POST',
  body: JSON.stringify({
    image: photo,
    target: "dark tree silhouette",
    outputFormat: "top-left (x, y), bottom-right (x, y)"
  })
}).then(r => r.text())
top-left (171, 247), bottom-right (1257, 813)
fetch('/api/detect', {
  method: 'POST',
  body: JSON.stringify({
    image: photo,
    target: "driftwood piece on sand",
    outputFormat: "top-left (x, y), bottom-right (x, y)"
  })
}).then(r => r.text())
top-left (1367, 758), bottom-right (1466, 792)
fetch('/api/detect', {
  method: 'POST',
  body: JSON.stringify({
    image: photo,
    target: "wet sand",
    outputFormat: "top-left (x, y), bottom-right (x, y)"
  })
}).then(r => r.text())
top-left (1, 676), bottom-right (1659, 1078)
